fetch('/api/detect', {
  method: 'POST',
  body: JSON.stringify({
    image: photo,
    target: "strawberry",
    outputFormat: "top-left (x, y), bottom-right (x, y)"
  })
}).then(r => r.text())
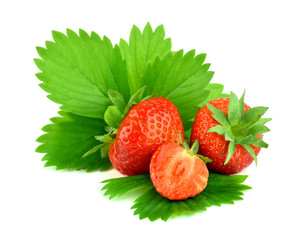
top-left (190, 91), bottom-right (271, 175)
top-left (108, 96), bottom-right (185, 176)
top-left (150, 139), bottom-right (209, 200)
top-left (83, 87), bottom-right (185, 176)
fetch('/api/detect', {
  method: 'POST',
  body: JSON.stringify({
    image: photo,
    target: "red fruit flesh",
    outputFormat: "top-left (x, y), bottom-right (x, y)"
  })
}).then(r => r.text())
top-left (109, 97), bottom-right (184, 176)
top-left (150, 142), bottom-right (209, 200)
top-left (190, 98), bottom-right (261, 175)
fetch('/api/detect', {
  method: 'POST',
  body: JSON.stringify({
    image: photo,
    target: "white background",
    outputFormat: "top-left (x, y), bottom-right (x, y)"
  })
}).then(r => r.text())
top-left (1, 0), bottom-right (303, 239)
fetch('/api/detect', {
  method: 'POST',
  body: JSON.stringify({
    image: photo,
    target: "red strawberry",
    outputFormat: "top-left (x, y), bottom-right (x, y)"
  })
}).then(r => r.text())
top-left (109, 97), bottom-right (185, 176)
top-left (190, 91), bottom-right (271, 175)
top-left (150, 140), bottom-right (209, 200)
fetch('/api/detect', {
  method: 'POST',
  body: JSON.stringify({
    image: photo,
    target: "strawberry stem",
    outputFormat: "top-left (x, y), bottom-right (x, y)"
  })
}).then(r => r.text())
top-left (82, 86), bottom-right (153, 160)
top-left (190, 139), bottom-right (199, 155)
top-left (122, 86), bottom-right (147, 117)
top-left (197, 155), bottom-right (213, 164)
top-left (178, 132), bottom-right (190, 150)
top-left (180, 133), bottom-right (212, 163)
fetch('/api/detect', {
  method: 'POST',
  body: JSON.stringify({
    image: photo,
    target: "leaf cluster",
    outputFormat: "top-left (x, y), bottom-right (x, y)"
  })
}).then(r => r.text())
top-left (101, 173), bottom-right (251, 221)
top-left (35, 23), bottom-right (226, 171)
top-left (36, 112), bottom-right (112, 171)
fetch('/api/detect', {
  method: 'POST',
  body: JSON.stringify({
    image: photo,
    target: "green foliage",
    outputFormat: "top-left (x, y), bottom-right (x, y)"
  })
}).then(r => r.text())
top-left (122, 86), bottom-right (146, 117)
top-left (35, 29), bottom-right (129, 119)
top-left (119, 23), bottom-right (172, 95)
top-left (104, 106), bottom-right (123, 129)
top-left (101, 175), bottom-right (153, 199)
top-left (108, 90), bottom-right (126, 114)
top-left (36, 112), bottom-right (112, 171)
top-left (101, 173), bottom-right (251, 221)
top-left (35, 23), bottom-right (226, 171)
top-left (140, 50), bottom-right (213, 128)
top-left (201, 83), bottom-right (229, 106)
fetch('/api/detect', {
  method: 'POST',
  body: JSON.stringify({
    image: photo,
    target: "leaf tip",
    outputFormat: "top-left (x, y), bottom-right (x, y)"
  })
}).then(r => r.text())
top-left (144, 22), bottom-right (152, 31)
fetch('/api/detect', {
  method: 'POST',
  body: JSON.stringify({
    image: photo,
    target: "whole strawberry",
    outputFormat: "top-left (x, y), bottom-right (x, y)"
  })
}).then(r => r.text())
top-left (106, 91), bottom-right (184, 176)
top-left (150, 139), bottom-right (209, 200)
top-left (190, 91), bottom-right (271, 175)
top-left (84, 88), bottom-right (185, 176)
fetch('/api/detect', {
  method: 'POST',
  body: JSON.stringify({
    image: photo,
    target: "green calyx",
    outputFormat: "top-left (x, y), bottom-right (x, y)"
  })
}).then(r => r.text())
top-left (207, 91), bottom-right (271, 165)
top-left (179, 134), bottom-right (212, 164)
top-left (104, 86), bottom-right (147, 129)
top-left (81, 133), bottom-right (115, 159)
top-left (83, 86), bottom-right (152, 159)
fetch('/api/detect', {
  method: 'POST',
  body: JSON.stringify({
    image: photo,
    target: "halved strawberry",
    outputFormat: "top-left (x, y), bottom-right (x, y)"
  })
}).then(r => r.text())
top-left (150, 140), bottom-right (209, 200)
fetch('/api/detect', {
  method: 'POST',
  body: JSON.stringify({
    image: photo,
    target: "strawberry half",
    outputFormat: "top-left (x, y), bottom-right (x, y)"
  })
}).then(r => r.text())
top-left (150, 139), bottom-right (209, 200)
top-left (190, 91), bottom-right (271, 174)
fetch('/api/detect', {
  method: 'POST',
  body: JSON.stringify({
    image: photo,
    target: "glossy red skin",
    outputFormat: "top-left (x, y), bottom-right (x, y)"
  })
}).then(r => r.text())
top-left (109, 97), bottom-right (185, 176)
top-left (190, 98), bottom-right (261, 175)
top-left (150, 142), bottom-right (209, 200)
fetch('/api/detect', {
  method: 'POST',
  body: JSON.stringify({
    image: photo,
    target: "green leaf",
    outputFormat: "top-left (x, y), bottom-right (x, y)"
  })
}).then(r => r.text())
top-left (208, 125), bottom-right (226, 135)
top-left (197, 155), bottom-right (213, 163)
top-left (95, 134), bottom-right (113, 142)
top-left (248, 137), bottom-right (269, 148)
top-left (240, 106), bottom-right (269, 128)
top-left (127, 86), bottom-right (146, 104)
top-left (242, 143), bottom-right (258, 165)
top-left (104, 106), bottom-right (123, 129)
top-left (255, 118), bottom-right (272, 125)
top-left (120, 23), bottom-right (171, 95)
top-left (128, 173), bottom-right (251, 221)
top-left (199, 83), bottom-right (229, 107)
top-left (236, 135), bottom-right (253, 145)
top-left (81, 143), bottom-right (103, 158)
top-left (35, 29), bottom-right (129, 119)
top-left (122, 86), bottom-right (146, 117)
top-left (36, 112), bottom-right (112, 171)
top-left (108, 89), bottom-right (126, 113)
top-left (190, 139), bottom-right (199, 154)
top-left (141, 50), bottom-right (216, 128)
top-left (100, 142), bottom-right (112, 159)
top-left (245, 124), bottom-right (271, 136)
top-left (36, 24), bottom-right (226, 132)
top-left (228, 91), bottom-right (243, 125)
top-left (238, 91), bottom-right (245, 119)
top-left (206, 103), bottom-right (230, 128)
top-left (101, 175), bottom-right (153, 199)
top-left (225, 141), bottom-right (236, 164)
